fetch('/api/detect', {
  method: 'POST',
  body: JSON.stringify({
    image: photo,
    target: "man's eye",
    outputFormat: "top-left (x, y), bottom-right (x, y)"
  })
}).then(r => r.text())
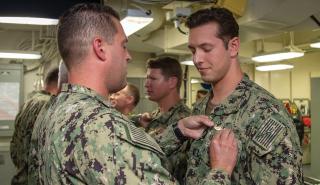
top-left (203, 48), bottom-right (212, 52)
top-left (122, 42), bottom-right (127, 49)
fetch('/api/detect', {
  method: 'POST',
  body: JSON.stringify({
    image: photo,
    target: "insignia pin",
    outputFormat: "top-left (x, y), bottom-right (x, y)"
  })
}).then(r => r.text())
top-left (214, 126), bottom-right (223, 130)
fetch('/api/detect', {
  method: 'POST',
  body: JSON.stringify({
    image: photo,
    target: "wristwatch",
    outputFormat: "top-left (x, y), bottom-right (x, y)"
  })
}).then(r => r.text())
top-left (173, 122), bottom-right (187, 142)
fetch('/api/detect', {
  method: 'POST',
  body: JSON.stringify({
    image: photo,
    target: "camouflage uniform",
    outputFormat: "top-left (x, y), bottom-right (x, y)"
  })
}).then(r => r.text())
top-left (162, 75), bottom-right (303, 184)
top-left (10, 90), bottom-right (51, 185)
top-left (146, 101), bottom-right (191, 184)
top-left (28, 96), bottom-right (56, 185)
top-left (146, 101), bottom-right (191, 145)
top-left (38, 84), bottom-right (177, 184)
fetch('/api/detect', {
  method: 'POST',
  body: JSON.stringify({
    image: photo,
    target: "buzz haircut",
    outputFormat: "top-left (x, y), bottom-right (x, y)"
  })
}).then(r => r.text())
top-left (57, 3), bottom-right (120, 69)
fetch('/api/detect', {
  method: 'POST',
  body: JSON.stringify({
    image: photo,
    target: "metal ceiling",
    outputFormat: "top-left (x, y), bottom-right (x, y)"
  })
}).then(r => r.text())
top-left (0, 0), bottom-right (320, 64)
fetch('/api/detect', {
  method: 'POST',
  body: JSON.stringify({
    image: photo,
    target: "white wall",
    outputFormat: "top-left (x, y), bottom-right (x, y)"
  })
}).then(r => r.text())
top-left (24, 69), bottom-right (38, 100)
top-left (255, 51), bottom-right (320, 100)
top-left (127, 51), bottom-right (151, 78)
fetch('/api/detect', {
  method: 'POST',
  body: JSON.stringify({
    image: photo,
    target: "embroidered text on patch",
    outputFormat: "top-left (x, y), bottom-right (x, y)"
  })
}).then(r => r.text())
top-left (253, 118), bottom-right (285, 150)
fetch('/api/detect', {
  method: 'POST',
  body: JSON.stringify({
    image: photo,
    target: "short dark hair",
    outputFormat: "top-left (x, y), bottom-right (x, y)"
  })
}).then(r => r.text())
top-left (57, 3), bottom-right (120, 69)
top-left (146, 56), bottom-right (182, 90)
top-left (186, 7), bottom-right (239, 49)
top-left (127, 83), bottom-right (140, 106)
top-left (45, 67), bottom-right (59, 86)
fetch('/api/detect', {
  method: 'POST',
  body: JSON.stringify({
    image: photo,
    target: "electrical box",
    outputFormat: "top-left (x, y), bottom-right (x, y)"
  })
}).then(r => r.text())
top-left (0, 64), bottom-right (24, 136)
top-left (0, 64), bottom-right (24, 185)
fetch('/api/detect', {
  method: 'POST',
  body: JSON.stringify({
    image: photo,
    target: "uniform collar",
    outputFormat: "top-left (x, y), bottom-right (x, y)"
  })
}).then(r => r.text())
top-left (212, 74), bottom-right (252, 115)
top-left (168, 100), bottom-right (186, 112)
top-left (193, 74), bottom-right (253, 116)
top-left (61, 83), bottom-right (112, 107)
top-left (153, 100), bottom-right (186, 117)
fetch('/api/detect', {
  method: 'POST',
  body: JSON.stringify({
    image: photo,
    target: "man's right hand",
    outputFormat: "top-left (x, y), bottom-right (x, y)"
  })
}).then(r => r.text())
top-left (210, 129), bottom-right (238, 176)
top-left (178, 115), bottom-right (214, 139)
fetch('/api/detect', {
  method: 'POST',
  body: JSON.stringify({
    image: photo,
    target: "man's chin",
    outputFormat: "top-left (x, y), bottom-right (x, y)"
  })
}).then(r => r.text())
top-left (201, 76), bottom-right (211, 83)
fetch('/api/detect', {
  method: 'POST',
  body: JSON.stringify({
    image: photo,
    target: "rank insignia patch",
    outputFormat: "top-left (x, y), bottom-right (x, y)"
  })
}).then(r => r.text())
top-left (253, 117), bottom-right (285, 150)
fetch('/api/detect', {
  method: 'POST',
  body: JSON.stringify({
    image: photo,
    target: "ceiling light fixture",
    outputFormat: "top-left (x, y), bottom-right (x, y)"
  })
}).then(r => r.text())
top-left (0, 17), bottom-right (58, 25)
top-left (310, 41), bottom-right (320, 48)
top-left (120, 9), bottom-right (153, 37)
top-left (0, 0), bottom-right (98, 26)
top-left (252, 32), bottom-right (304, 62)
top-left (252, 45), bottom-right (304, 62)
top-left (180, 60), bottom-right (194, 66)
top-left (191, 79), bottom-right (200, 83)
top-left (0, 50), bottom-right (41, 60)
top-left (256, 64), bottom-right (294, 71)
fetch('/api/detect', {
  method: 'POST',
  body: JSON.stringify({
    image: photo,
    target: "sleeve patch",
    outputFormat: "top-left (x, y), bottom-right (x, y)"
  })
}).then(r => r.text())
top-left (253, 117), bottom-right (285, 150)
top-left (127, 123), bottom-right (165, 156)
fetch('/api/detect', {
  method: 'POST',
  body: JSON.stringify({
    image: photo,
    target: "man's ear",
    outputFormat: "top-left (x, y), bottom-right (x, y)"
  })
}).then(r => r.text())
top-left (228, 37), bottom-right (240, 58)
top-left (168, 76), bottom-right (178, 89)
top-left (126, 95), bottom-right (134, 105)
top-left (93, 37), bottom-right (107, 61)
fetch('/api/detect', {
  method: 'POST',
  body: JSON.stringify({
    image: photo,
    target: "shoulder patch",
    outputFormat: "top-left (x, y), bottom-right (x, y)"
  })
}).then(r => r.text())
top-left (127, 123), bottom-right (165, 156)
top-left (253, 117), bottom-right (285, 150)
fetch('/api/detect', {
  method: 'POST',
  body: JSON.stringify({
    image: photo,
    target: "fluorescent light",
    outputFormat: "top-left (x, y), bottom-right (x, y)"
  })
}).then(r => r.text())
top-left (0, 1), bottom-right (101, 25)
top-left (252, 51), bottom-right (304, 62)
top-left (0, 17), bottom-right (58, 25)
top-left (256, 64), bottom-right (294, 71)
top-left (252, 46), bottom-right (304, 62)
top-left (0, 50), bottom-right (41, 60)
top-left (120, 9), bottom-right (153, 37)
top-left (310, 42), bottom-right (320, 48)
top-left (191, 79), bottom-right (200, 83)
top-left (180, 60), bottom-right (194, 65)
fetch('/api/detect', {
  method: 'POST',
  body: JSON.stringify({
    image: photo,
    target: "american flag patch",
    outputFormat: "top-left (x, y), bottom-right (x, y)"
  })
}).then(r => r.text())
top-left (127, 123), bottom-right (164, 155)
top-left (253, 118), bottom-right (285, 150)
